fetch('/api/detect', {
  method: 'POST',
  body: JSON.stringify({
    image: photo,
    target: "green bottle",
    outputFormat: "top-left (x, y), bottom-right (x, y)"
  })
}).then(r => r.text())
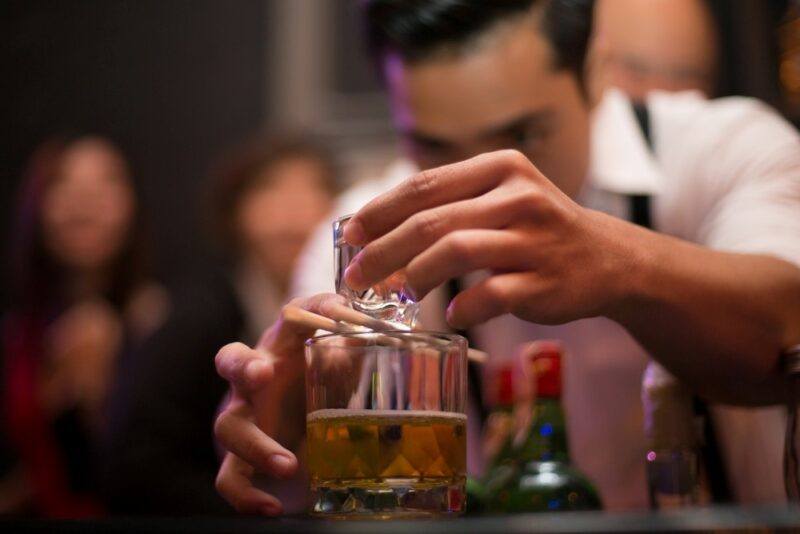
top-left (465, 476), bottom-right (486, 515)
top-left (482, 341), bottom-right (602, 513)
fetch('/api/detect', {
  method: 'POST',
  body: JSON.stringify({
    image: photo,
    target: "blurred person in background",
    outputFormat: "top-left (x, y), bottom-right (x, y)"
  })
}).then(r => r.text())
top-left (207, 135), bottom-right (339, 344)
top-left (588, 0), bottom-right (720, 102)
top-left (589, 0), bottom-right (793, 108)
top-left (0, 135), bottom-right (167, 517)
top-left (212, 0), bottom-right (800, 515)
top-left (102, 134), bottom-right (337, 514)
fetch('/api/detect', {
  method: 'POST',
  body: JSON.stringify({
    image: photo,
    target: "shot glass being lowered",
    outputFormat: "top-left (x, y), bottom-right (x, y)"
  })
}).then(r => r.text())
top-left (334, 214), bottom-right (419, 328)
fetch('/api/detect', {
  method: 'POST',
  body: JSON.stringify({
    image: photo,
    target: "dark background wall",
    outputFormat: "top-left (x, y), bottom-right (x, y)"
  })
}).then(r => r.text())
top-left (1, 0), bottom-right (267, 304)
top-left (2, 0), bottom-right (797, 311)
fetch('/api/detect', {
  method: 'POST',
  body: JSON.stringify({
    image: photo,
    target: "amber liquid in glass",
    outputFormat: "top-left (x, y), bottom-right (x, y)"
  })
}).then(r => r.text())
top-left (307, 409), bottom-right (466, 517)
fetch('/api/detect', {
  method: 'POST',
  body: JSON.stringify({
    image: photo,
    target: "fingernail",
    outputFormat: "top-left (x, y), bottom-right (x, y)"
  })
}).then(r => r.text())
top-left (344, 261), bottom-right (365, 290)
top-left (445, 302), bottom-right (460, 328)
top-left (267, 454), bottom-right (294, 477)
top-left (343, 219), bottom-right (366, 245)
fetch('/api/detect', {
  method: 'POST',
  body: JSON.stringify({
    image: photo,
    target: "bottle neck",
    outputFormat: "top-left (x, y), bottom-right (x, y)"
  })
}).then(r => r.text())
top-left (518, 395), bottom-right (570, 463)
top-left (516, 342), bottom-right (567, 463)
top-left (492, 403), bottom-right (514, 414)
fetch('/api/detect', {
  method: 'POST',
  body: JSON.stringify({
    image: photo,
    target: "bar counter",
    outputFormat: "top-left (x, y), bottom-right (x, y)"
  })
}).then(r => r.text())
top-left (6, 505), bottom-right (800, 533)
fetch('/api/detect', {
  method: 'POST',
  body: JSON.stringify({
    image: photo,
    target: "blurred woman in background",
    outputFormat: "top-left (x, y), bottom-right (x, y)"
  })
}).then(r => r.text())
top-left (103, 133), bottom-right (337, 514)
top-left (208, 134), bottom-right (339, 344)
top-left (0, 135), bottom-right (167, 517)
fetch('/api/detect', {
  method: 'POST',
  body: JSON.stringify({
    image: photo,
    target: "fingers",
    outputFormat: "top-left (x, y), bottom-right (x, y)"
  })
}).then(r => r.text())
top-left (344, 186), bottom-right (523, 291)
top-left (214, 401), bottom-right (299, 479)
top-left (215, 343), bottom-right (275, 395)
top-left (404, 229), bottom-right (532, 299)
top-left (265, 293), bottom-right (348, 354)
top-left (299, 292), bottom-right (349, 319)
top-left (446, 272), bottom-right (536, 328)
top-left (344, 150), bottom-right (532, 245)
top-left (216, 453), bottom-right (284, 516)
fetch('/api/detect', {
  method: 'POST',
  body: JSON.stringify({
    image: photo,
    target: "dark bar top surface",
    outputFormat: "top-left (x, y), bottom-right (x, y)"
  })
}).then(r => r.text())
top-left (5, 505), bottom-right (800, 533)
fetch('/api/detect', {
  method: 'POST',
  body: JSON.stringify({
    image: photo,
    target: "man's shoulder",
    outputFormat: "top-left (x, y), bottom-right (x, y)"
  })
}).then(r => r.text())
top-left (649, 91), bottom-right (798, 155)
top-left (649, 90), bottom-right (768, 119)
top-left (644, 91), bottom-right (800, 249)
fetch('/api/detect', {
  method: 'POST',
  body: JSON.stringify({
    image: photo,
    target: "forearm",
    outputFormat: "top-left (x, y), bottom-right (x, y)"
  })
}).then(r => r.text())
top-left (609, 229), bottom-right (800, 405)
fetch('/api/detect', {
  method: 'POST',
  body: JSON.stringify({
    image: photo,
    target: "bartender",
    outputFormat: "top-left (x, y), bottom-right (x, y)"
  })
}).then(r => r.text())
top-left (213, 0), bottom-right (800, 514)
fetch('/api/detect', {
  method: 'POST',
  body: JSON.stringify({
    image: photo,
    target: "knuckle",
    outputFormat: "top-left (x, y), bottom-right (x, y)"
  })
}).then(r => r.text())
top-left (445, 232), bottom-right (475, 266)
top-left (329, 292), bottom-right (347, 305)
top-left (508, 186), bottom-right (544, 218)
top-left (520, 188), bottom-right (545, 209)
top-left (484, 278), bottom-right (513, 311)
top-left (498, 149), bottom-right (531, 173)
top-left (316, 293), bottom-right (345, 316)
top-left (409, 169), bottom-right (437, 199)
top-left (316, 298), bottom-right (333, 317)
top-left (415, 210), bottom-right (444, 241)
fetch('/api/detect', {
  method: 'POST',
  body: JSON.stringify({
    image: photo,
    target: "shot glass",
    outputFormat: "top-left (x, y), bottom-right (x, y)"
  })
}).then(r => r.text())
top-left (333, 214), bottom-right (418, 327)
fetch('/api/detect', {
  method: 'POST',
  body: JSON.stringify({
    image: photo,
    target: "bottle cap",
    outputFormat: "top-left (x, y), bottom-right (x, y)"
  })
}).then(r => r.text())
top-left (489, 365), bottom-right (515, 407)
top-left (526, 340), bottom-right (563, 399)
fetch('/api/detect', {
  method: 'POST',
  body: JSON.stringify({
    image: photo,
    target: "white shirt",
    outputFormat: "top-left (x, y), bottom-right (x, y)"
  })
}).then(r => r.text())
top-left (290, 89), bottom-right (800, 509)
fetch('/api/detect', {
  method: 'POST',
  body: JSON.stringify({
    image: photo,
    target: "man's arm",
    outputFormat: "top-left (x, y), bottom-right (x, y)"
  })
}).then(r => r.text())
top-left (342, 149), bottom-right (800, 406)
top-left (601, 215), bottom-right (800, 405)
top-left (629, 96), bottom-right (800, 404)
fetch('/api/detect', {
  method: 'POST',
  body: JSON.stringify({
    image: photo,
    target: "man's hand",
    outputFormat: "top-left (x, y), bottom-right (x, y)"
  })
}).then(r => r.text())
top-left (214, 293), bottom-right (345, 515)
top-left (343, 149), bottom-right (800, 405)
top-left (343, 149), bottom-right (647, 328)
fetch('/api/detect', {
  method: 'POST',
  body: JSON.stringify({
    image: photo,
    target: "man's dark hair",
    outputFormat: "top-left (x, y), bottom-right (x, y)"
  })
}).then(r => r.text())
top-left (363, 0), bottom-right (595, 79)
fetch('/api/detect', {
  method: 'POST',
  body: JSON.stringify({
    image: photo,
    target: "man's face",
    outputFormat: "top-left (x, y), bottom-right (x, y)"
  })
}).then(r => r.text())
top-left (384, 14), bottom-right (591, 198)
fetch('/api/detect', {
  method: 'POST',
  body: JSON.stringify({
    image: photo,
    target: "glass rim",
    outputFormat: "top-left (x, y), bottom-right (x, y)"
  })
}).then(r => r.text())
top-left (333, 213), bottom-right (354, 224)
top-left (305, 330), bottom-right (466, 348)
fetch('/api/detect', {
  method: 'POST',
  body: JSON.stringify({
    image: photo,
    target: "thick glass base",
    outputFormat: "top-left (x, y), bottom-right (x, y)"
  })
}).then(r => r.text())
top-left (310, 477), bottom-right (465, 519)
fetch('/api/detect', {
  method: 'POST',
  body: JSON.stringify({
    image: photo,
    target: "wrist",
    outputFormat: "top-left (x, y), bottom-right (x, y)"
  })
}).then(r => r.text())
top-left (593, 211), bottom-right (663, 322)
